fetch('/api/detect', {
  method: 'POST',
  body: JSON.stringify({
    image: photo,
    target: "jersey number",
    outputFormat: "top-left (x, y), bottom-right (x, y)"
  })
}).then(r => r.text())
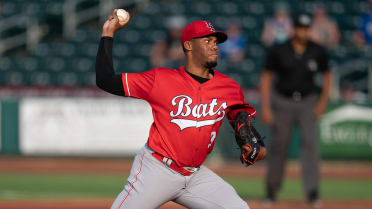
top-left (208, 131), bottom-right (216, 149)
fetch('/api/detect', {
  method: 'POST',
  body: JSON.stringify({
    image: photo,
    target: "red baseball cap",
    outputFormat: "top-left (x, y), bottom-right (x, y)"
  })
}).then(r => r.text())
top-left (181, 20), bottom-right (228, 45)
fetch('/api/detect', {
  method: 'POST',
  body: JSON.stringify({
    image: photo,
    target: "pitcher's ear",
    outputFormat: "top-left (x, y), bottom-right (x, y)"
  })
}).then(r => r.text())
top-left (183, 40), bottom-right (192, 51)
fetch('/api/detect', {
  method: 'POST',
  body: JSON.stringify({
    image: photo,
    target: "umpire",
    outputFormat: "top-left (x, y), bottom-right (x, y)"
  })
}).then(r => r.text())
top-left (259, 14), bottom-right (332, 206)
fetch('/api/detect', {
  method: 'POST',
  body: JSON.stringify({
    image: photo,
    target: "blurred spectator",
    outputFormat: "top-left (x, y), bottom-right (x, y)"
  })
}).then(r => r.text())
top-left (219, 23), bottom-right (246, 62)
top-left (341, 82), bottom-right (356, 103)
top-left (261, 3), bottom-right (293, 47)
top-left (353, 0), bottom-right (372, 48)
top-left (260, 14), bottom-right (332, 206)
top-left (340, 81), bottom-right (367, 104)
top-left (309, 4), bottom-right (340, 49)
top-left (150, 16), bottom-right (186, 68)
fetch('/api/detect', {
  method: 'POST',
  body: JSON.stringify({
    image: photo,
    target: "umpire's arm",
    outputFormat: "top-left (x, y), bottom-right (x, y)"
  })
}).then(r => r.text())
top-left (313, 70), bottom-right (332, 117)
top-left (313, 46), bottom-right (332, 118)
top-left (259, 70), bottom-right (274, 125)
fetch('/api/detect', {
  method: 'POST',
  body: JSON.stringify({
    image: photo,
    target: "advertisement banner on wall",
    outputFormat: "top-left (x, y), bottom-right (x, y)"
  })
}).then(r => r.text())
top-left (19, 98), bottom-right (153, 156)
top-left (318, 104), bottom-right (372, 159)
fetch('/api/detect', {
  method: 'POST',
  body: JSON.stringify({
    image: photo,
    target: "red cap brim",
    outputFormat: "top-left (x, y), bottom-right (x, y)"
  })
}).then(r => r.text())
top-left (192, 31), bottom-right (228, 44)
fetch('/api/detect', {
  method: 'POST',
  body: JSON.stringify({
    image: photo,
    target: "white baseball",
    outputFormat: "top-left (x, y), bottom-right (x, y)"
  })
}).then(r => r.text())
top-left (117, 9), bottom-right (129, 22)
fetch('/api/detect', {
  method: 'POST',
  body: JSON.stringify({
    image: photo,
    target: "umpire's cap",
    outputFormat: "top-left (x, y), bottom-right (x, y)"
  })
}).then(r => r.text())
top-left (181, 20), bottom-right (228, 45)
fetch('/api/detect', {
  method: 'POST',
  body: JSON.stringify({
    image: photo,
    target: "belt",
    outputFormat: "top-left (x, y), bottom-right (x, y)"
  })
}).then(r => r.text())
top-left (151, 152), bottom-right (200, 176)
top-left (279, 91), bottom-right (311, 102)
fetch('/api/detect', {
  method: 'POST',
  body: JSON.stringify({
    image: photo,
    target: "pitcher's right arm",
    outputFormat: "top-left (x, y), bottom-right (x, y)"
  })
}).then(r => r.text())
top-left (95, 10), bottom-right (130, 96)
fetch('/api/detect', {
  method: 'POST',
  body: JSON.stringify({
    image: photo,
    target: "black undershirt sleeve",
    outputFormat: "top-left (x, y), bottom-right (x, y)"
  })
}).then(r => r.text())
top-left (95, 37), bottom-right (125, 96)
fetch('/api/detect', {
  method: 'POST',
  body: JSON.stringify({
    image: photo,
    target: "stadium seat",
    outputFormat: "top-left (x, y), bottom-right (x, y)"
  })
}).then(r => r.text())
top-left (191, 2), bottom-right (212, 16)
top-left (242, 1), bottom-right (265, 15)
top-left (59, 43), bottom-right (77, 57)
top-left (74, 58), bottom-right (94, 72)
top-left (4, 71), bottom-right (24, 86)
top-left (79, 71), bottom-right (96, 86)
top-left (141, 1), bottom-right (162, 16)
top-left (76, 0), bottom-right (99, 12)
top-left (1, 1), bottom-right (17, 17)
top-left (240, 15), bottom-right (258, 30)
top-left (247, 44), bottom-right (265, 58)
top-left (23, 2), bottom-right (42, 16)
top-left (128, 58), bottom-right (149, 72)
top-left (33, 43), bottom-right (50, 57)
top-left (240, 59), bottom-right (257, 73)
top-left (20, 57), bottom-right (39, 72)
top-left (42, 57), bottom-right (66, 72)
top-left (113, 43), bottom-right (129, 58)
top-left (29, 71), bottom-right (53, 86)
top-left (57, 72), bottom-right (79, 86)
top-left (75, 43), bottom-right (98, 57)
top-left (0, 57), bottom-right (12, 72)
top-left (217, 2), bottom-right (239, 15)
top-left (131, 16), bottom-right (152, 30)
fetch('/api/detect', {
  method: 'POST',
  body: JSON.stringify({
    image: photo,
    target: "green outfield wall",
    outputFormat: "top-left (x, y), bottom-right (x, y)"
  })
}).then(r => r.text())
top-left (218, 102), bottom-right (372, 160)
top-left (0, 98), bottom-right (372, 160)
top-left (318, 103), bottom-right (372, 159)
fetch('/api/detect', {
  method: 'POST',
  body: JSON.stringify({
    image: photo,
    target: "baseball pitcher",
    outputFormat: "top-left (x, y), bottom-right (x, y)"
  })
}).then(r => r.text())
top-left (96, 10), bottom-right (266, 209)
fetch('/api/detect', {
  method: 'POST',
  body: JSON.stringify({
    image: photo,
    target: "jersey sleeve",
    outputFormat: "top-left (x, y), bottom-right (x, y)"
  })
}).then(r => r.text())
top-left (121, 68), bottom-right (156, 100)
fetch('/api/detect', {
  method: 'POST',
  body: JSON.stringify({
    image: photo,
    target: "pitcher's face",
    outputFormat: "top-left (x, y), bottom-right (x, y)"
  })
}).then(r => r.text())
top-left (192, 36), bottom-right (219, 68)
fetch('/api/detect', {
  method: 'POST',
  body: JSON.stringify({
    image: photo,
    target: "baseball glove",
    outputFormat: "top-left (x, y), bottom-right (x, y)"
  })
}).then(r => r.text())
top-left (235, 111), bottom-right (266, 166)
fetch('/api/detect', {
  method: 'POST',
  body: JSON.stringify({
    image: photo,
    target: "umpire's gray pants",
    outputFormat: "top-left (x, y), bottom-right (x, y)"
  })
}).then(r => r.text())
top-left (265, 92), bottom-right (320, 197)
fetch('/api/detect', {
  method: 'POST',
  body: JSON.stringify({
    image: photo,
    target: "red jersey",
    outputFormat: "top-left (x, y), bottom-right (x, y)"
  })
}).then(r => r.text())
top-left (121, 66), bottom-right (256, 167)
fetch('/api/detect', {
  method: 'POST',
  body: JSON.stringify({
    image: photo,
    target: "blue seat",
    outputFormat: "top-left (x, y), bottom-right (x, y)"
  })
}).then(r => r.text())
top-left (75, 42), bottom-right (98, 57)
top-left (34, 43), bottom-right (50, 57)
top-left (42, 57), bottom-right (66, 72)
top-left (4, 71), bottom-right (25, 86)
top-left (0, 57), bottom-right (13, 72)
top-left (73, 57), bottom-right (95, 72)
top-left (141, 1), bottom-right (162, 16)
top-left (190, 2), bottom-right (212, 16)
top-left (18, 57), bottom-right (39, 72)
top-left (131, 16), bottom-right (152, 30)
top-left (57, 72), bottom-right (79, 86)
top-left (241, 1), bottom-right (265, 15)
top-left (1, 2), bottom-right (18, 17)
top-left (79, 71), bottom-right (96, 86)
top-left (29, 71), bottom-right (53, 86)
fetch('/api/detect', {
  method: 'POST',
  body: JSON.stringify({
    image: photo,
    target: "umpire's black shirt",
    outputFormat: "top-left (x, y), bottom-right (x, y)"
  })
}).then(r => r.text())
top-left (264, 39), bottom-right (329, 98)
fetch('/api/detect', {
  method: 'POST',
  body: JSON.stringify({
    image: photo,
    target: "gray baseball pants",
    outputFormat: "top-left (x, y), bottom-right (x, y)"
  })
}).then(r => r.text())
top-left (111, 145), bottom-right (249, 209)
top-left (265, 92), bottom-right (320, 197)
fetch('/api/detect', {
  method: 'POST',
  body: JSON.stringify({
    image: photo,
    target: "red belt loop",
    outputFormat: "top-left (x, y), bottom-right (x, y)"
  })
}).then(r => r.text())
top-left (151, 152), bottom-right (194, 176)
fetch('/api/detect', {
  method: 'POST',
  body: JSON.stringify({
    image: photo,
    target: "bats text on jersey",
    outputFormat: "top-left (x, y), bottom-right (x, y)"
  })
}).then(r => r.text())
top-left (169, 95), bottom-right (227, 130)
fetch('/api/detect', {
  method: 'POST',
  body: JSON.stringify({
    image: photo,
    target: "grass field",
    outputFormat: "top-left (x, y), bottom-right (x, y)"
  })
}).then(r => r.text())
top-left (1, 172), bottom-right (371, 201)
